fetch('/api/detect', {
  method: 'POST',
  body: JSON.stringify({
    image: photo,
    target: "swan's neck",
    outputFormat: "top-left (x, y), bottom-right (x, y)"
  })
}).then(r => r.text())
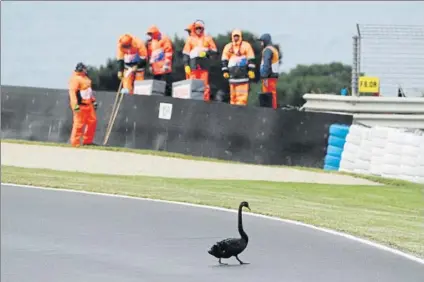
top-left (238, 206), bottom-right (248, 242)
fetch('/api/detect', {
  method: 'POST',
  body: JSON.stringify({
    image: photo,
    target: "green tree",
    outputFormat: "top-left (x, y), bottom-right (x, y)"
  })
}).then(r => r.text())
top-left (273, 62), bottom-right (354, 107)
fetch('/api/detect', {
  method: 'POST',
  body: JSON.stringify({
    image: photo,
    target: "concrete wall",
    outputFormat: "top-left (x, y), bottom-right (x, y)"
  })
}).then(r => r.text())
top-left (1, 85), bottom-right (353, 168)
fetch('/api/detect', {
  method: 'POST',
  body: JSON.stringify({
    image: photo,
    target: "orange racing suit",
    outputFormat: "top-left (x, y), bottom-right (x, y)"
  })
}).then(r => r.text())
top-left (68, 69), bottom-right (97, 147)
top-left (146, 25), bottom-right (174, 96)
top-left (221, 29), bottom-right (256, 106)
top-left (116, 34), bottom-right (148, 95)
top-left (182, 20), bottom-right (218, 101)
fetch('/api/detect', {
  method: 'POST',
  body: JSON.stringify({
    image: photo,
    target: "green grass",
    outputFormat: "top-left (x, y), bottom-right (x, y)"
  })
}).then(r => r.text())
top-left (1, 138), bottom-right (410, 186)
top-left (2, 165), bottom-right (423, 258)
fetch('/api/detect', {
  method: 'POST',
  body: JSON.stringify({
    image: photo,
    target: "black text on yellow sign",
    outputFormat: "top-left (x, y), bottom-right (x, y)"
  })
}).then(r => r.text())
top-left (359, 76), bottom-right (380, 93)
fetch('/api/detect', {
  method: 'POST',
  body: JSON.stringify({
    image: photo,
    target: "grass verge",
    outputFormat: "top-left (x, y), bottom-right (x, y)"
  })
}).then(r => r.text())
top-left (2, 165), bottom-right (423, 258)
top-left (0, 138), bottom-right (409, 186)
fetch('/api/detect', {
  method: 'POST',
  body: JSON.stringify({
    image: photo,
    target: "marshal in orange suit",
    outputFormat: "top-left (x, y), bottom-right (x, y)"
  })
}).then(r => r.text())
top-left (68, 62), bottom-right (98, 147)
top-left (221, 29), bottom-right (256, 106)
top-left (116, 33), bottom-right (148, 95)
top-left (182, 20), bottom-right (218, 101)
top-left (258, 33), bottom-right (280, 109)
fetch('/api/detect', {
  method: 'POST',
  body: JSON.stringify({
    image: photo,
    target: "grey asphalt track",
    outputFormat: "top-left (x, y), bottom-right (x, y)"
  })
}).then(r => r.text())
top-left (1, 184), bottom-right (423, 282)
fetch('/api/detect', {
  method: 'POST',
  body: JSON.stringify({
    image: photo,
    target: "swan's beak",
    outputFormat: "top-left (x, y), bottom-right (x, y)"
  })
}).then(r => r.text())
top-left (247, 206), bottom-right (251, 211)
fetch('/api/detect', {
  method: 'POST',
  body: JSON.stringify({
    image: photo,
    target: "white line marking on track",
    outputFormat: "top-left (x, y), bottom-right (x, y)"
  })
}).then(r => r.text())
top-left (2, 182), bottom-right (423, 265)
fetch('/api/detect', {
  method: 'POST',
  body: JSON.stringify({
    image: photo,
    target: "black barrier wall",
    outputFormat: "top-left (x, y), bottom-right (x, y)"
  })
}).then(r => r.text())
top-left (1, 85), bottom-right (353, 168)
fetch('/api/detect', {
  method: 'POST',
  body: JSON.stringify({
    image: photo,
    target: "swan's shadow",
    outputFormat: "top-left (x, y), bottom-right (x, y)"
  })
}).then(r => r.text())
top-left (209, 262), bottom-right (250, 268)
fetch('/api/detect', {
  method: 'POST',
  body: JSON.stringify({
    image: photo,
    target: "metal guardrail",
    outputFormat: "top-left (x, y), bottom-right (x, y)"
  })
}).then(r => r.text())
top-left (301, 94), bottom-right (424, 113)
top-left (300, 94), bottom-right (424, 129)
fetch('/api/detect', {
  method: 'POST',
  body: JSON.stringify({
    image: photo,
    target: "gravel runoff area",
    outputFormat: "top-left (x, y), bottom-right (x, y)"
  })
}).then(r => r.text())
top-left (1, 142), bottom-right (379, 186)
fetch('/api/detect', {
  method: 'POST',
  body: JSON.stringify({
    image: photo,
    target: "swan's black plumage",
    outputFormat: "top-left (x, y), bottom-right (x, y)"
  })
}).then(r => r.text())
top-left (208, 201), bottom-right (250, 265)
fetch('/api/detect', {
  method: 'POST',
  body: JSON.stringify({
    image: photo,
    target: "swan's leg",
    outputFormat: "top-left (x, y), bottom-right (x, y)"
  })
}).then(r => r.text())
top-left (219, 259), bottom-right (228, 265)
top-left (235, 255), bottom-right (249, 265)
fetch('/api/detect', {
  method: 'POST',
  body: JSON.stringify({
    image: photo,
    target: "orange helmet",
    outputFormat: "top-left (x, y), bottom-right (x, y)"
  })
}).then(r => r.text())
top-left (119, 34), bottom-right (133, 47)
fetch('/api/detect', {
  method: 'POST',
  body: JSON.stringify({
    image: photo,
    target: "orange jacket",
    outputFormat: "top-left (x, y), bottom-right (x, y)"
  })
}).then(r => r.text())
top-left (116, 34), bottom-right (147, 71)
top-left (182, 22), bottom-right (217, 71)
top-left (68, 71), bottom-right (95, 109)
top-left (146, 25), bottom-right (173, 75)
top-left (221, 29), bottom-right (256, 83)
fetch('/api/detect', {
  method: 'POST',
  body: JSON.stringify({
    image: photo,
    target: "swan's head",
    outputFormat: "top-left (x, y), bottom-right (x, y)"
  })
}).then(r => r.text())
top-left (241, 201), bottom-right (251, 211)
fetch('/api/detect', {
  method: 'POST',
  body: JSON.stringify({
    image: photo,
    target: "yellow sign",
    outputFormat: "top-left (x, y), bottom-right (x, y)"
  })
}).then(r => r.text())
top-left (359, 76), bottom-right (380, 93)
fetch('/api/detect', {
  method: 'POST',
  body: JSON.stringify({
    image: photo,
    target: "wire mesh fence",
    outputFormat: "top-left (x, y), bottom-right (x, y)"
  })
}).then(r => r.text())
top-left (356, 24), bottom-right (424, 97)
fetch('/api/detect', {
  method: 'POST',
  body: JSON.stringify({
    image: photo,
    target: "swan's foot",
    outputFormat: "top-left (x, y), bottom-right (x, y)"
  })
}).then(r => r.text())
top-left (235, 255), bottom-right (249, 265)
top-left (218, 258), bottom-right (228, 265)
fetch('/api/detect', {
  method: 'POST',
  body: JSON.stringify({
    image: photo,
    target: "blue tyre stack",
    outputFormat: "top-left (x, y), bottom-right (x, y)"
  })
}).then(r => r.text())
top-left (324, 124), bottom-right (351, 171)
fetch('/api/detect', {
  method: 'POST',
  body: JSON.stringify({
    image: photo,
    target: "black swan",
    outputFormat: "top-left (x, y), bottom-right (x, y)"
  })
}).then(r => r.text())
top-left (208, 201), bottom-right (251, 265)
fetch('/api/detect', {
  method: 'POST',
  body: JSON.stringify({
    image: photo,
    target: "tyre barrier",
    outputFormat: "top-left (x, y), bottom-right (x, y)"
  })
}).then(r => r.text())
top-left (323, 124), bottom-right (351, 171)
top-left (344, 125), bottom-right (424, 183)
top-left (329, 123), bottom-right (424, 184)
